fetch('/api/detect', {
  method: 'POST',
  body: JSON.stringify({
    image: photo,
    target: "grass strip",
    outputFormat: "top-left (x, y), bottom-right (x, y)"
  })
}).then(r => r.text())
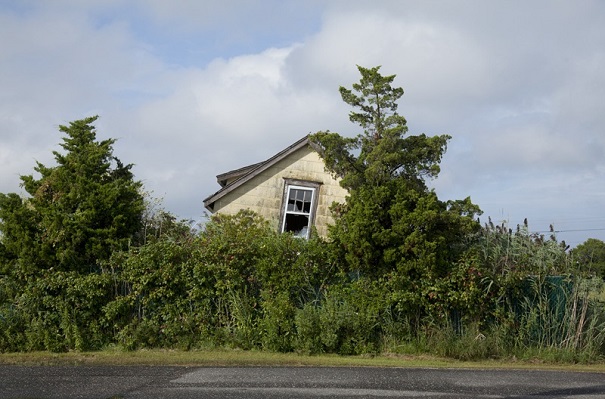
top-left (1, 349), bottom-right (604, 372)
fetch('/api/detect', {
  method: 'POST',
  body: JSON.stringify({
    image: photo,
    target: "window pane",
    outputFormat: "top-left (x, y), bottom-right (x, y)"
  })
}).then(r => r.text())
top-left (287, 188), bottom-right (312, 214)
top-left (287, 189), bottom-right (297, 211)
top-left (284, 213), bottom-right (309, 238)
top-left (303, 190), bottom-right (311, 212)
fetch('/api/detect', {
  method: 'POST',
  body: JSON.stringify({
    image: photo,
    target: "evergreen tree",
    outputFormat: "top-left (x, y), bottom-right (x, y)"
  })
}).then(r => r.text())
top-left (0, 116), bottom-right (144, 276)
top-left (572, 238), bottom-right (605, 278)
top-left (311, 66), bottom-right (481, 278)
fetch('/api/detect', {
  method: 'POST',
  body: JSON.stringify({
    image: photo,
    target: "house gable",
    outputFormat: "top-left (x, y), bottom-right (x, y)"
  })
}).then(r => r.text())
top-left (203, 136), bottom-right (347, 237)
top-left (215, 162), bottom-right (263, 188)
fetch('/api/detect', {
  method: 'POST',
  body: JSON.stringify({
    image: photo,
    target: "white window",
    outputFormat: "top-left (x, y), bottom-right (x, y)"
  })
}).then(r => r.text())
top-left (280, 181), bottom-right (320, 239)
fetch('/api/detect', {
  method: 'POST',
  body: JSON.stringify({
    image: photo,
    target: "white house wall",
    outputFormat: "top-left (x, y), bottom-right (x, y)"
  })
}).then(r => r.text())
top-left (211, 145), bottom-right (348, 237)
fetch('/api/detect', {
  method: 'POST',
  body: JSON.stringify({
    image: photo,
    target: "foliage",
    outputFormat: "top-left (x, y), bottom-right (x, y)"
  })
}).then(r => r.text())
top-left (440, 219), bottom-right (605, 360)
top-left (2, 206), bottom-right (605, 360)
top-left (0, 116), bottom-right (144, 352)
top-left (311, 66), bottom-right (481, 280)
top-left (106, 238), bottom-right (198, 350)
top-left (0, 116), bottom-right (144, 276)
top-left (1, 92), bottom-right (604, 362)
top-left (0, 271), bottom-right (113, 352)
top-left (474, 218), bottom-right (570, 277)
top-left (136, 191), bottom-right (194, 246)
top-left (260, 290), bottom-right (297, 352)
top-left (572, 238), bottom-right (605, 279)
top-left (98, 210), bottom-right (340, 351)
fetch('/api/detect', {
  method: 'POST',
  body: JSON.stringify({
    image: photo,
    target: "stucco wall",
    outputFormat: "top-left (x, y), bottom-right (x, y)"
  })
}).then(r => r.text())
top-left (211, 145), bottom-right (348, 237)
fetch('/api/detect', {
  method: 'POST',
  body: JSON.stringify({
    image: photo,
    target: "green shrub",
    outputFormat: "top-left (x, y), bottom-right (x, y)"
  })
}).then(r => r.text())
top-left (4, 271), bottom-right (113, 352)
top-left (318, 283), bottom-right (382, 355)
top-left (294, 302), bottom-right (322, 354)
top-left (260, 290), bottom-right (296, 352)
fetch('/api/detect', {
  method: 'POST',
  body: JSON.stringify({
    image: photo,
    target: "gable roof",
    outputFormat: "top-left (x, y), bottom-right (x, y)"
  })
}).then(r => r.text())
top-left (203, 135), bottom-right (316, 212)
top-left (215, 162), bottom-right (264, 188)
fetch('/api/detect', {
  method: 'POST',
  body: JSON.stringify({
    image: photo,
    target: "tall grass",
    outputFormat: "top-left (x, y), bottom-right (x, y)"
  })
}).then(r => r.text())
top-left (377, 278), bottom-right (605, 362)
top-left (376, 221), bottom-right (605, 362)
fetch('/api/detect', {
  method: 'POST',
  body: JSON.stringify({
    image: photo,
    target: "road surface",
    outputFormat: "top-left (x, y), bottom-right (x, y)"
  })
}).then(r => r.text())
top-left (1, 365), bottom-right (604, 398)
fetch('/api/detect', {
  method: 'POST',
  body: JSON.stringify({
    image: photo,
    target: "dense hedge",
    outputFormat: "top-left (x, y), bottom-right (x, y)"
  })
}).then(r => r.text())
top-left (1, 210), bottom-right (604, 361)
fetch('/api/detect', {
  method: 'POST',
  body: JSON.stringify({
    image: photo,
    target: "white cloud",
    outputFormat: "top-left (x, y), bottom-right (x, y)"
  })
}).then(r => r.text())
top-left (0, 1), bottom-right (604, 245)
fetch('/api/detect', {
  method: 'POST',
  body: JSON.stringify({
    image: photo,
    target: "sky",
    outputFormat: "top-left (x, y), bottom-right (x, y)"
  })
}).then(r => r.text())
top-left (1, 0), bottom-right (604, 247)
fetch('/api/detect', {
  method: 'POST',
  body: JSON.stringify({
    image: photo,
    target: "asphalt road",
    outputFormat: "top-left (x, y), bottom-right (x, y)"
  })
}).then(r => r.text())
top-left (1, 365), bottom-right (604, 398)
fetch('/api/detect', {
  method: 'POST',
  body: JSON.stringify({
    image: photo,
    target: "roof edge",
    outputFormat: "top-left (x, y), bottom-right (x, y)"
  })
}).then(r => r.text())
top-left (203, 135), bottom-right (311, 212)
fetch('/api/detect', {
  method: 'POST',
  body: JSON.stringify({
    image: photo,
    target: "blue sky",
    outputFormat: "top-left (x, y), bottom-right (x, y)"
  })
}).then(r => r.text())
top-left (1, 0), bottom-right (604, 247)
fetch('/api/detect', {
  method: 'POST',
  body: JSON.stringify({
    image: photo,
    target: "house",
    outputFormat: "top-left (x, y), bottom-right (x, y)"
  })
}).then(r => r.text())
top-left (203, 136), bottom-right (348, 238)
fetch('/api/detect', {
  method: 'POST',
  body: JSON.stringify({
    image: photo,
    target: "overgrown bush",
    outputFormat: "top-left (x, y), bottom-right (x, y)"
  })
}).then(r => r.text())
top-left (0, 271), bottom-right (113, 352)
top-left (101, 210), bottom-right (341, 351)
top-left (2, 208), bottom-right (604, 361)
top-left (106, 238), bottom-right (199, 349)
top-left (260, 290), bottom-right (297, 352)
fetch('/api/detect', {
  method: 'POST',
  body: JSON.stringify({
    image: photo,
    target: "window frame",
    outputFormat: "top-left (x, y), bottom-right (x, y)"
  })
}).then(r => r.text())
top-left (279, 179), bottom-right (321, 239)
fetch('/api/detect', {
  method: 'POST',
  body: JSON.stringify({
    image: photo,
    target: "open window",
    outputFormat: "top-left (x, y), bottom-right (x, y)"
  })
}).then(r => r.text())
top-left (280, 179), bottom-right (320, 239)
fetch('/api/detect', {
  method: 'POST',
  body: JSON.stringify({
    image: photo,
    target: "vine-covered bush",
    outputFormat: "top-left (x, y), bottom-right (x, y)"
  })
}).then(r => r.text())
top-left (0, 271), bottom-right (113, 352)
top-left (1, 209), bottom-right (604, 360)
